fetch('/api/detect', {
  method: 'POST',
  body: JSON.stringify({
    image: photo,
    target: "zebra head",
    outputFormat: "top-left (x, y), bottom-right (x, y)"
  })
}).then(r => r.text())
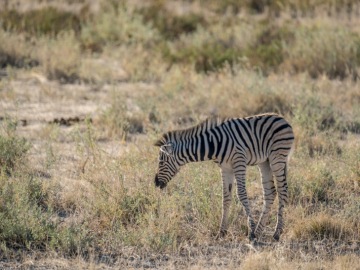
top-left (154, 140), bottom-right (180, 189)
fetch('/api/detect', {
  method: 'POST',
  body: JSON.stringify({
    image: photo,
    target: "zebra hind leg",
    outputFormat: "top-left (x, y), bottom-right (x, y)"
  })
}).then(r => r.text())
top-left (255, 160), bottom-right (276, 239)
top-left (217, 168), bottom-right (234, 238)
top-left (271, 161), bottom-right (288, 241)
top-left (234, 169), bottom-right (256, 241)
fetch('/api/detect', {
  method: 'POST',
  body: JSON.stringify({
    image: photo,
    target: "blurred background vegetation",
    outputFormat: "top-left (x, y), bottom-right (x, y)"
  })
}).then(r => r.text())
top-left (0, 0), bottom-right (359, 81)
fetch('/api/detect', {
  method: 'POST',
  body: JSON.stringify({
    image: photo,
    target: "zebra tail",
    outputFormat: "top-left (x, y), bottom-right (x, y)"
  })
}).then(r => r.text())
top-left (287, 143), bottom-right (295, 164)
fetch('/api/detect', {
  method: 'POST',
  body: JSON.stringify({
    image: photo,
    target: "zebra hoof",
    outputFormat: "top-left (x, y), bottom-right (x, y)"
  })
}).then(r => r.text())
top-left (215, 230), bottom-right (227, 239)
top-left (272, 233), bottom-right (280, 241)
top-left (248, 232), bottom-right (256, 242)
top-left (273, 227), bottom-right (283, 241)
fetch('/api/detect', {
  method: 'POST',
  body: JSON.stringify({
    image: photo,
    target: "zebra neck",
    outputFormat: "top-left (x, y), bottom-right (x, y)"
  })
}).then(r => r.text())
top-left (179, 133), bottom-right (211, 163)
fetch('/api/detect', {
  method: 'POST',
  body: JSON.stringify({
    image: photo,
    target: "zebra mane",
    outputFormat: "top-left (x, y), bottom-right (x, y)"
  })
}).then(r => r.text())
top-left (154, 116), bottom-right (228, 146)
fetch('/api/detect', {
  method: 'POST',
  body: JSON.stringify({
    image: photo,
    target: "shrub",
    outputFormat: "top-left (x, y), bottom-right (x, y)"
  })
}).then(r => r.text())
top-left (201, 0), bottom-right (360, 17)
top-left (113, 44), bottom-right (168, 82)
top-left (118, 192), bottom-right (152, 227)
top-left (0, 175), bottom-right (50, 250)
top-left (80, 3), bottom-right (159, 52)
top-left (0, 30), bottom-right (39, 69)
top-left (243, 91), bottom-right (293, 116)
top-left (201, 0), bottom-right (246, 14)
top-left (163, 22), bottom-right (254, 73)
top-left (244, 23), bottom-right (294, 74)
top-left (291, 91), bottom-right (353, 156)
top-left (198, 0), bottom-right (278, 15)
top-left (293, 94), bottom-right (347, 134)
top-left (138, 2), bottom-right (206, 40)
top-left (0, 48), bottom-right (38, 69)
top-left (0, 7), bottom-right (81, 36)
top-left (0, 118), bottom-right (30, 174)
top-left (191, 43), bottom-right (243, 73)
top-left (162, 19), bottom-right (295, 74)
top-left (36, 31), bottom-right (81, 83)
top-left (283, 26), bottom-right (359, 79)
top-left (97, 93), bottom-right (145, 140)
top-left (0, 172), bottom-right (91, 255)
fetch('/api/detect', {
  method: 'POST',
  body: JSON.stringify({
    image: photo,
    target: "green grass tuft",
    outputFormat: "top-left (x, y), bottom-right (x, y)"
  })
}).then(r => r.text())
top-left (0, 7), bottom-right (81, 36)
top-left (0, 118), bottom-right (30, 174)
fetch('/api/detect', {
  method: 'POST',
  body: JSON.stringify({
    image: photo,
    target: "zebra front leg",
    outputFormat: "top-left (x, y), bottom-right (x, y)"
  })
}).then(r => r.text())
top-left (218, 168), bottom-right (234, 238)
top-left (271, 161), bottom-right (288, 241)
top-left (234, 167), bottom-right (256, 241)
top-left (255, 160), bottom-right (276, 239)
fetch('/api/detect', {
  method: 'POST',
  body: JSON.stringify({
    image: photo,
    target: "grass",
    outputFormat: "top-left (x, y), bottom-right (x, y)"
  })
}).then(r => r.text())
top-left (0, 118), bottom-right (30, 174)
top-left (0, 30), bottom-right (39, 69)
top-left (1, 1), bottom-right (359, 80)
top-left (137, 1), bottom-right (207, 40)
top-left (282, 24), bottom-right (360, 79)
top-left (0, 0), bottom-right (360, 268)
top-left (0, 7), bottom-right (81, 36)
top-left (292, 213), bottom-right (352, 241)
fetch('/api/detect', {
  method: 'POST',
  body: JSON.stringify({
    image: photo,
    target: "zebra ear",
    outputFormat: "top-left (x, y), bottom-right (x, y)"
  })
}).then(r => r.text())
top-left (160, 143), bottom-right (174, 156)
top-left (154, 139), bottom-right (163, 147)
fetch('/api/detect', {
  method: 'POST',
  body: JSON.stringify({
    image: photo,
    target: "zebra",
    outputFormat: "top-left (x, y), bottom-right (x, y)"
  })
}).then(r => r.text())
top-left (154, 113), bottom-right (294, 241)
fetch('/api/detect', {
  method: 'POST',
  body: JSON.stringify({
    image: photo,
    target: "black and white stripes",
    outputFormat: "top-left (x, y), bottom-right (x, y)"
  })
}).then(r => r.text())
top-left (154, 113), bottom-right (294, 241)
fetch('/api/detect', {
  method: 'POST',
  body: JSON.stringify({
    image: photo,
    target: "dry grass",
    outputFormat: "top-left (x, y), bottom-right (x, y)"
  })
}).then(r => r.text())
top-left (0, 0), bottom-right (360, 269)
top-left (291, 213), bottom-right (353, 241)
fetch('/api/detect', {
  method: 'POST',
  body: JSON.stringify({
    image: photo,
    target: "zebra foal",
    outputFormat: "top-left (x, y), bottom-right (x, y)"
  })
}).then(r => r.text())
top-left (154, 113), bottom-right (294, 241)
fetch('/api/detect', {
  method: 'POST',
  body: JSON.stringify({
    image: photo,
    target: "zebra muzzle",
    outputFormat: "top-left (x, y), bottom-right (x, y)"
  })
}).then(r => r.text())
top-left (155, 174), bottom-right (167, 189)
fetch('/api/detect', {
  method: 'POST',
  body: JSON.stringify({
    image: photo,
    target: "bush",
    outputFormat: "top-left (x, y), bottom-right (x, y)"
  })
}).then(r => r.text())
top-left (0, 48), bottom-right (38, 69)
top-left (97, 94), bottom-right (145, 140)
top-left (185, 43), bottom-right (242, 73)
top-left (201, 0), bottom-right (360, 17)
top-left (163, 24), bottom-right (247, 73)
top-left (244, 23), bottom-right (294, 74)
top-left (0, 7), bottom-right (81, 36)
top-left (198, 0), bottom-right (276, 14)
top-left (0, 175), bottom-right (51, 250)
top-left (0, 30), bottom-right (39, 69)
top-left (243, 91), bottom-right (293, 116)
top-left (200, 0), bottom-right (246, 14)
top-left (283, 26), bottom-right (359, 79)
top-left (293, 94), bottom-right (347, 134)
top-left (0, 119), bottom-right (30, 174)
top-left (138, 2), bottom-right (206, 40)
top-left (0, 172), bottom-right (91, 255)
top-left (162, 19), bottom-right (295, 74)
top-left (80, 3), bottom-right (159, 52)
top-left (37, 31), bottom-right (81, 83)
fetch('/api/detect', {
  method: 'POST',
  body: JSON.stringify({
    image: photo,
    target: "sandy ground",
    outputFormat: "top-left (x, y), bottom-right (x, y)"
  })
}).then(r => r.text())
top-left (1, 71), bottom-right (153, 181)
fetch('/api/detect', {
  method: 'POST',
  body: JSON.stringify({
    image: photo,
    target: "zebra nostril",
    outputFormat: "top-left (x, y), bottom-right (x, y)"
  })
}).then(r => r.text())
top-left (155, 174), bottom-right (166, 189)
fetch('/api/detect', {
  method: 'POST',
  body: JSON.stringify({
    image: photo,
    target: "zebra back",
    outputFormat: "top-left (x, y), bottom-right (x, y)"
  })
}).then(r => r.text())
top-left (155, 113), bottom-right (294, 166)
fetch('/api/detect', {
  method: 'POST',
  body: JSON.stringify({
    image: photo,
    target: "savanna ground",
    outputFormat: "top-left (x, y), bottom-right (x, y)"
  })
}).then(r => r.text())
top-left (0, 0), bottom-right (360, 269)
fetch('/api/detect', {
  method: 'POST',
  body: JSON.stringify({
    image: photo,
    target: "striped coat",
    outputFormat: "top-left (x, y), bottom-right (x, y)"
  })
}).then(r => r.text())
top-left (154, 113), bottom-right (294, 241)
